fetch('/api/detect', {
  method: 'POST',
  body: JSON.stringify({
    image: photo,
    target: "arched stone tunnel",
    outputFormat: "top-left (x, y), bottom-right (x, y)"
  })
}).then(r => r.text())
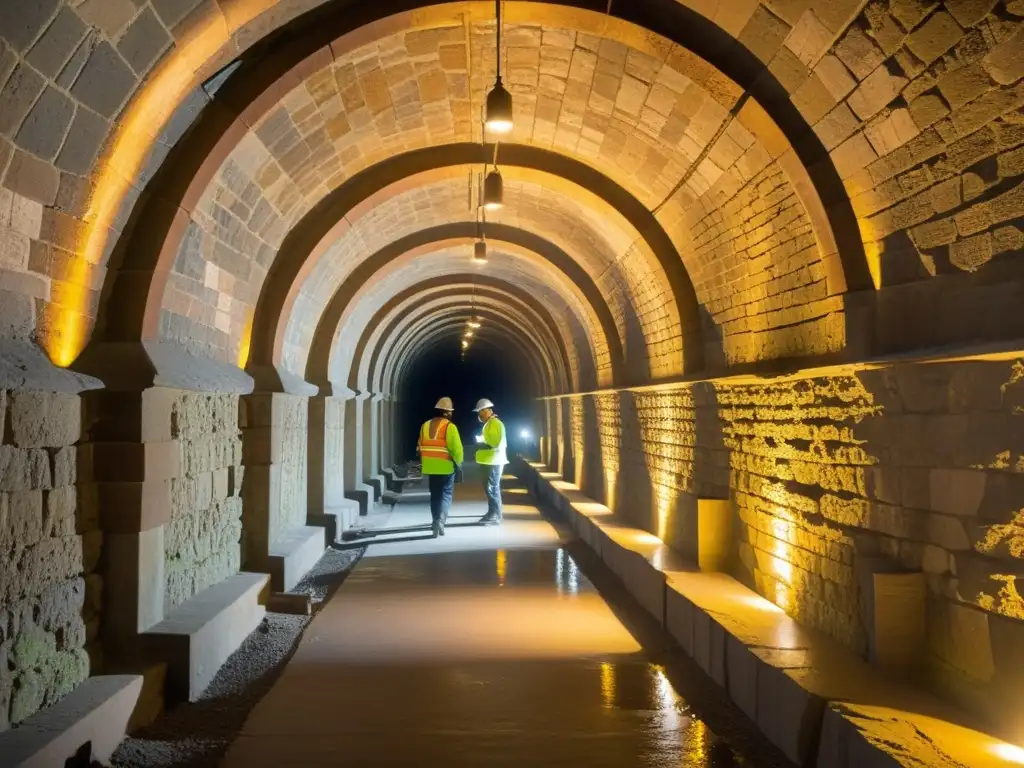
top-left (2, 0), bottom-right (1024, 765)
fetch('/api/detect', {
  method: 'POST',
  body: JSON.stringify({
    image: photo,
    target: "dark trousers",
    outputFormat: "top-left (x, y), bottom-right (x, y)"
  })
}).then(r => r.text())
top-left (482, 464), bottom-right (504, 519)
top-left (428, 473), bottom-right (455, 524)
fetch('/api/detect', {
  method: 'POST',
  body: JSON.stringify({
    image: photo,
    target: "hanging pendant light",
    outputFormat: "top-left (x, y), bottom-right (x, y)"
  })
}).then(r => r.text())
top-left (473, 239), bottom-right (488, 262)
top-left (485, 0), bottom-right (513, 134)
top-left (483, 169), bottom-right (503, 210)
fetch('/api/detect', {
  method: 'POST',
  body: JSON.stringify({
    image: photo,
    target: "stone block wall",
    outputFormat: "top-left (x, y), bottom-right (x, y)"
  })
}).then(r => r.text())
top-left (163, 391), bottom-right (243, 612)
top-left (240, 392), bottom-right (308, 566)
top-left (682, 160), bottom-right (842, 368)
top-left (0, 390), bottom-right (93, 730)
top-left (549, 354), bottom-right (1024, 735)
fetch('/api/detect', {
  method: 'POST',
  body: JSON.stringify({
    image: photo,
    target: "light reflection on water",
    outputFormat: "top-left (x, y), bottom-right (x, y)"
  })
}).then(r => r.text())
top-left (588, 659), bottom-right (740, 767)
top-left (555, 547), bottom-right (581, 595)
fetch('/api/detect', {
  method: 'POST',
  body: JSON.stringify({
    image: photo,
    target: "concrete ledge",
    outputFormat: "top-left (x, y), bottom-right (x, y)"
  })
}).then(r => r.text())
top-left (516, 460), bottom-right (1022, 768)
top-left (0, 674), bottom-right (142, 767)
top-left (345, 486), bottom-right (376, 515)
top-left (365, 474), bottom-right (385, 500)
top-left (309, 500), bottom-right (360, 544)
top-left (266, 525), bottom-right (325, 591)
top-left (144, 572), bottom-right (268, 702)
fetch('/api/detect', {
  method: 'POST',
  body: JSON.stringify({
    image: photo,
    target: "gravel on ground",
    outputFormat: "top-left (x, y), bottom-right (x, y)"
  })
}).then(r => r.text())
top-left (111, 547), bottom-right (364, 768)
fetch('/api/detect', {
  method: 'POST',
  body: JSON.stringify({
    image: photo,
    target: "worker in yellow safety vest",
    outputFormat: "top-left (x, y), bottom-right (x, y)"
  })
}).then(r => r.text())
top-left (473, 398), bottom-right (507, 526)
top-left (417, 397), bottom-right (464, 537)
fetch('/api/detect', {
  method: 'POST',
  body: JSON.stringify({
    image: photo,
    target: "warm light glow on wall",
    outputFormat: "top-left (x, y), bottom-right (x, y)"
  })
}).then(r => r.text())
top-left (655, 480), bottom-right (673, 541)
top-left (993, 743), bottom-right (1024, 764)
top-left (237, 309), bottom-right (254, 369)
top-left (769, 515), bottom-right (795, 613)
top-left (46, 10), bottom-right (257, 366)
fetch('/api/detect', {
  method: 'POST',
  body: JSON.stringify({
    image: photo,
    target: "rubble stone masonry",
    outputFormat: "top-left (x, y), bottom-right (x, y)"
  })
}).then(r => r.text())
top-left (0, 390), bottom-right (92, 729)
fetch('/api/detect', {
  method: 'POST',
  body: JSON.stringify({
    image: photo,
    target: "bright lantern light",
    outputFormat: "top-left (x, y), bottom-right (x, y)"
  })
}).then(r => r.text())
top-left (475, 434), bottom-right (485, 443)
top-left (520, 428), bottom-right (532, 439)
top-left (993, 743), bottom-right (1024, 764)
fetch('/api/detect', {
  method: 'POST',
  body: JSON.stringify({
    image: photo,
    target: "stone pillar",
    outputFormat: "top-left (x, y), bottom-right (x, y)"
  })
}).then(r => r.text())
top-left (87, 386), bottom-right (247, 645)
top-left (379, 398), bottom-right (394, 472)
top-left (87, 388), bottom-right (175, 650)
top-left (361, 394), bottom-right (386, 500)
top-left (344, 392), bottom-right (374, 514)
top-left (307, 387), bottom-right (359, 542)
top-left (241, 391), bottom-right (324, 591)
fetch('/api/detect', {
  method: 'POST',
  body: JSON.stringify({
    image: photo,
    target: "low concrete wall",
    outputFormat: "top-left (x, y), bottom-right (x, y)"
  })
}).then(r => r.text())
top-left (542, 356), bottom-right (1024, 737)
top-left (519, 460), bottom-right (1021, 768)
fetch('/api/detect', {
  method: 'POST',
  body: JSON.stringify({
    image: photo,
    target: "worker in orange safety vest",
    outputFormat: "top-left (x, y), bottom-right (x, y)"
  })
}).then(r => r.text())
top-left (417, 397), bottom-right (464, 537)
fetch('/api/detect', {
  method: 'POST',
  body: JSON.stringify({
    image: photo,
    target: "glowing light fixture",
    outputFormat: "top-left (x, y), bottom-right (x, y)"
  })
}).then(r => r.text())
top-left (468, 319), bottom-right (482, 329)
top-left (483, 169), bottom-right (503, 210)
top-left (484, 0), bottom-right (513, 134)
top-left (473, 239), bottom-right (488, 262)
top-left (994, 743), bottom-right (1024, 764)
top-left (520, 428), bottom-right (532, 439)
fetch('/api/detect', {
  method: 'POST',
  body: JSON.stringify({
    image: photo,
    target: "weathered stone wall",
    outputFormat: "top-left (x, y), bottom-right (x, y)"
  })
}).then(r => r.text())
top-left (682, 160), bottom-right (841, 368)
top-left (164, 392), bottom-right (243, 612)
top-left (240, 392), bottom-right (308, 566)
top-left (550, 354), bottom-right (1024, 734)
top-left (0, 390), bottom-right (94, 730)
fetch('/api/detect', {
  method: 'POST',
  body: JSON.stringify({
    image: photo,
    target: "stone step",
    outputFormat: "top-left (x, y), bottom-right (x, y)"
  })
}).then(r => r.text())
top-left (517, 460), bottom-right (1022, 768)
top-left (143, 572), bottom-right (268, 702)
top-left (265, 525), bottom-right (325, 592)
top-left (0, 674), bottom-right (142, 768)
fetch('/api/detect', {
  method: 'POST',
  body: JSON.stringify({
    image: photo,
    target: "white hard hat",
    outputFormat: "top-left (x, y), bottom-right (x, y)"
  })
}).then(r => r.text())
top-left (473, 398), bottom-right (494, 411)
top-left (435, 397), bottom-right (454, 410)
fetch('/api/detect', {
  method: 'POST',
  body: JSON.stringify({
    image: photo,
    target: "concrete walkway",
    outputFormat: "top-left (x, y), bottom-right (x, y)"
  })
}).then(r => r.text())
top-left (219, 465), bottom-right (731, 766)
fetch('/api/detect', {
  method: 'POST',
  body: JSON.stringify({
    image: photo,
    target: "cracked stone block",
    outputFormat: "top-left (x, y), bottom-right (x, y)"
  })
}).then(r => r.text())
top-left (0, 63), bottom-right (45, 137)
top-left (0, 0), bottom-right (60, 53)
top-left (15, 86), bottom-right (74, 160)
top-left (70, 41), bottom-right (136, 119)
top-left (25, 6), bottom-right (88, 78)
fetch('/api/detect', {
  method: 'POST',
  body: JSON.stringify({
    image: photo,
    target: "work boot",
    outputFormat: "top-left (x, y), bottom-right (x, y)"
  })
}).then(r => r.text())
top-left (431, 520), bottom-right (441, 537)
top-left (479, 514), bottom-right (499, 526)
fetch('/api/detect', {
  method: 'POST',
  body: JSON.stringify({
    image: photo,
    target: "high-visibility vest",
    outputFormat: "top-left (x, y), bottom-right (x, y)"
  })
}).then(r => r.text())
top-left (418, 419), bottom-right (451, 461)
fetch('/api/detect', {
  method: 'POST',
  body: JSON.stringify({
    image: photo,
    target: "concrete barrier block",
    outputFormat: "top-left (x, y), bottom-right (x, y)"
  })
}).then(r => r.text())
top-left (756, 663), bottom-right (824, 765)
top-left (265, 525), bottom-right (325, 592)
top-left (726, 635), bottom-right (759, 722)
top-left (622, 551), bottom-right (666, 624)
top-left (665, 583), bottom-right (695, 655)
top-left (144, 572), bottom-right (268, 701)
top-left (0, 674), bottom-right (142, 767)
top-left (693, 607), bottom-right (712, 676)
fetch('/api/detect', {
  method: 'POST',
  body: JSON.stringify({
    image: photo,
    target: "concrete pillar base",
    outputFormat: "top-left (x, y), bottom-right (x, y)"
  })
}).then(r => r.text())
top-left (309, 499), bottom-right (361, 544)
